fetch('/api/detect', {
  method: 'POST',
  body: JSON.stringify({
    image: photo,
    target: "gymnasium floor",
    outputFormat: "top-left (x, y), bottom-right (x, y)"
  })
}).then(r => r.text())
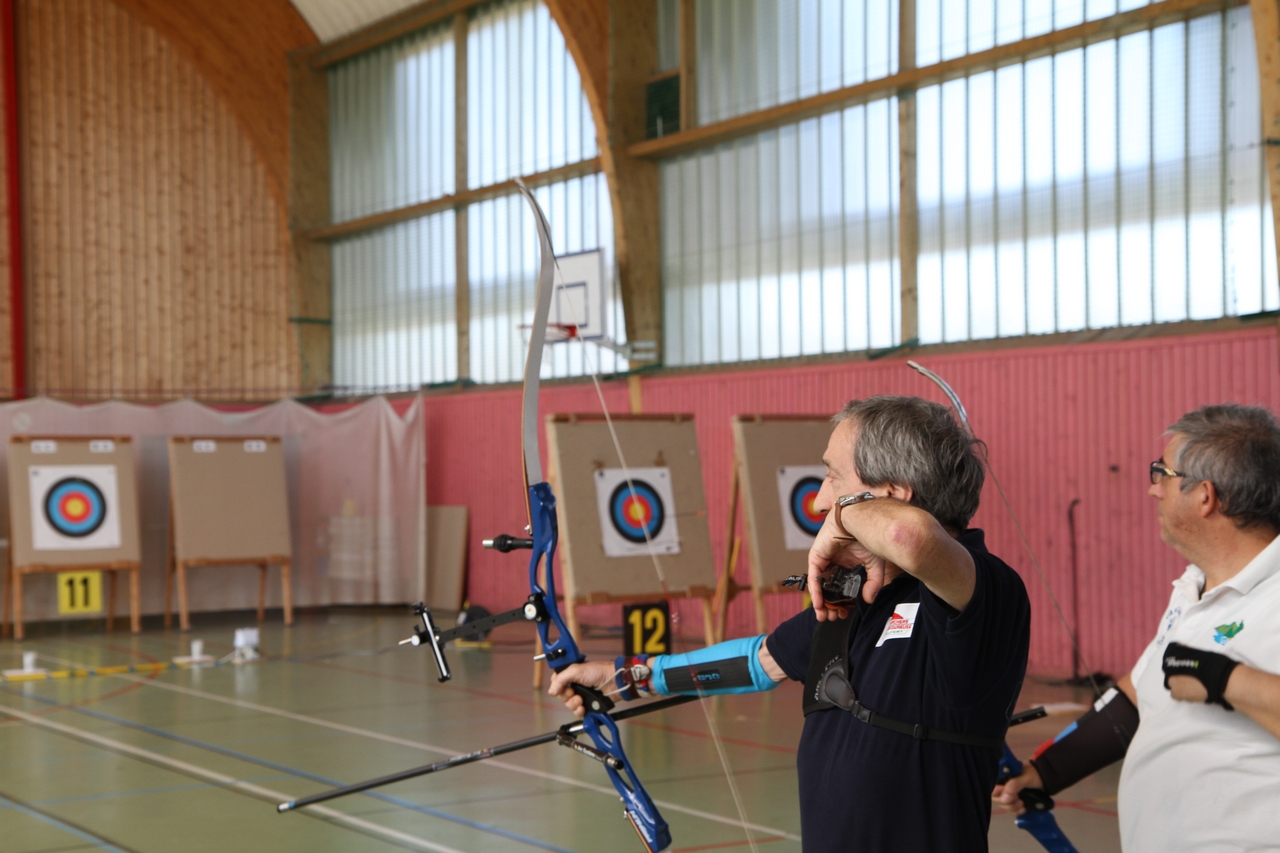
top-left (0, 610), bottom-right (1121, 853)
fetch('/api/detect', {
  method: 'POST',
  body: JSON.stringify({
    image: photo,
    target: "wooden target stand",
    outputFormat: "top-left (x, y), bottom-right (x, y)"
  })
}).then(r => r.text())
top-left (163, 555), bottom-right (293, 632)
top-left (533, 412), bottom-right (719, 688)
top-left (711, 460), bottom-right (786, 643)
top-left (163, 436), bottom-right (294, 632)
top-left (162, 502), bottom-right (293, 631)
top-left (4, 560), bottom-right (140, 640)
top-left (2, 435), bottom-right (143, 640)
top-left (712, 415), bottom-right (832, 642)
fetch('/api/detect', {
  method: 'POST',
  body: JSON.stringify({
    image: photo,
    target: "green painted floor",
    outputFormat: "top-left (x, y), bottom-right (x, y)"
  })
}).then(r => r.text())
top-left (0, 610), bottom-right (1120, 853)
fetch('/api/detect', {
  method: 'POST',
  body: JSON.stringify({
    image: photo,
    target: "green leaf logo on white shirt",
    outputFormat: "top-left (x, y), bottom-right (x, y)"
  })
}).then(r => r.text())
top-left (1212, 621), bottom-right (1244, 646)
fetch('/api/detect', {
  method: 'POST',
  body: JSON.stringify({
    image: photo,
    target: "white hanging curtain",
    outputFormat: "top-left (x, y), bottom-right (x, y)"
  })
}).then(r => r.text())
top-left (0, 396), bottom-right (425, 623)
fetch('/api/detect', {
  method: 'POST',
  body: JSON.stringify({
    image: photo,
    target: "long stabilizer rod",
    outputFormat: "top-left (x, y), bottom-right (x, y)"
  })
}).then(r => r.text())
top-left (276, 695), bottom-right (696, 813)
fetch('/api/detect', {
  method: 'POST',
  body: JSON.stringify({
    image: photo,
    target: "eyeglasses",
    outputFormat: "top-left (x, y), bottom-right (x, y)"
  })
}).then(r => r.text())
top-left (1149, 460), bottom-right (1186, 485)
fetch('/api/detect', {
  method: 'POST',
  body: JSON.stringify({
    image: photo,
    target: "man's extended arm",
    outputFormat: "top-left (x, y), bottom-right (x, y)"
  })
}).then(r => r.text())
top-left (809, 497), bottom-right (976, 616)
top-left (994, 673), bottom-right (1139, 814)
top-left (550, 641), bottom-right (786, 717)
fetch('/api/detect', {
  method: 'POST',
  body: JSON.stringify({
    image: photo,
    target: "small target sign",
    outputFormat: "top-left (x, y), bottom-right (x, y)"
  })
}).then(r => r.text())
top-left (777, 465), bottom-right (828, 551)
top-left (594, 467), bottom-right (681, 557)
top-left (29, 465), bottom-right (122, 551)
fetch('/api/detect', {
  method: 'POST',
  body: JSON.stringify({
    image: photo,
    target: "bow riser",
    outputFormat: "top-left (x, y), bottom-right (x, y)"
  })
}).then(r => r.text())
top-left (526, 482), bottom-right (581, 667)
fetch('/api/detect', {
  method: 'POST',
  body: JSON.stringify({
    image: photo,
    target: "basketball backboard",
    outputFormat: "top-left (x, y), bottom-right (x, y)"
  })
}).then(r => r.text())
top-left (551, 249), bottom-right (605, 340)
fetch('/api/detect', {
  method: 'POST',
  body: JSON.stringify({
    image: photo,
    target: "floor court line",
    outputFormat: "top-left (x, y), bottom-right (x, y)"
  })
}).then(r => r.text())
top-left (108, 670), bottom-right (802, 842)
top-left (0, 789), bottom-right (137, 853)
top-left (52, 639), bottom-right (799, 756)
top-left (0, 687), bottom-right (578, 853)
top-left (0, 702), bottom-right (469, 853)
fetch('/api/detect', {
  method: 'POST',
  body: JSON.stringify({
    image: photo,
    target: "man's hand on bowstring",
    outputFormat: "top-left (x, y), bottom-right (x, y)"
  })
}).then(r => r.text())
top-left (807, 499), bottom-right (903, 622)
top-left (549, 661), bottom-right (618, 717)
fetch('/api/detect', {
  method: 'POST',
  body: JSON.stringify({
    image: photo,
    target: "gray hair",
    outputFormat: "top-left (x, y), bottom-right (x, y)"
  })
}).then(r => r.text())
top-left (1169, 404), bottom-right (1280, 532)
top-left (834, 396), bottom-right (985, 531)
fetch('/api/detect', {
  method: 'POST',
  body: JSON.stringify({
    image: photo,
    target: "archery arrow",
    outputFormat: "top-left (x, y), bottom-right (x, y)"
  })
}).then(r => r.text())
top-left (276, 695), bottom-right (697, 813)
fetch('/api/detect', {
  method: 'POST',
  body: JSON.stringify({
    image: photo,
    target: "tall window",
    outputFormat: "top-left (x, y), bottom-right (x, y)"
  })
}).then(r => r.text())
top-left (657, 0), bottom-right (1277, 367)
top-left (327, 0), bottom-right (623, 394)
top-left (915, 7), bottom-right (1274, 342)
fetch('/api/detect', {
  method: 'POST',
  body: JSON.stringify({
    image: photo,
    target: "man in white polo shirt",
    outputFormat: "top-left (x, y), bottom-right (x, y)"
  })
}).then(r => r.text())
top-left (995, 404), bottom-right (1280, 852)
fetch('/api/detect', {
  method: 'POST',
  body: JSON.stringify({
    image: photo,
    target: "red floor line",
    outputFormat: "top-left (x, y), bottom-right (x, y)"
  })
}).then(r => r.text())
top-left (669, 833), bottom-right (790, 852)
top-left (1052, 799), bottom-right (1119, 817)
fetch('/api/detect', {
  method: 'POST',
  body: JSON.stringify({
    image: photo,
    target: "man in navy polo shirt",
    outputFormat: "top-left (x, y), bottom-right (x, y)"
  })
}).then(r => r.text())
top-left (550, 396), bottom-right (1031, 852)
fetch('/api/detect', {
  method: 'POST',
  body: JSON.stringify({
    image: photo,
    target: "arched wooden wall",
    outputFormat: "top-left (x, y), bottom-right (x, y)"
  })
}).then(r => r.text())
top-left (545, 0), bottom-right (662, 355)
top-left (13, 0), bottom-right (315, 399)
top-left (109, 0), bottom-right (316, 207)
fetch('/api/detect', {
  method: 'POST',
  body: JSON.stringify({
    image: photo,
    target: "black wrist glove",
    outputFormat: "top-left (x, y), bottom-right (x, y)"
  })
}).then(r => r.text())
top-left (1162, 642), bottom-right (1240, 710)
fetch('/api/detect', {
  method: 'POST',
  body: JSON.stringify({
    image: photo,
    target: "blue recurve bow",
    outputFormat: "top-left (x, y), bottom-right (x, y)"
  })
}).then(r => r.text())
top-left (498, 180), bottom-right (675, 853)
top-left (276, 182), bottom-right (676, 852)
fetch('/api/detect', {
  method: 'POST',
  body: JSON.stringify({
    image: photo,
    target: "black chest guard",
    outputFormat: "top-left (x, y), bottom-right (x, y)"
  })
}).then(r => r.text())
top-left (799, 586), bottom-right (1003, 750)
top-left (802, 600), bottom-right (863, 716)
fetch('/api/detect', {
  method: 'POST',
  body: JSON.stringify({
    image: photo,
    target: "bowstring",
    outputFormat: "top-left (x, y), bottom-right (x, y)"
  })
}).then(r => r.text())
top-left (580, 340), bottom-right (761, 853)
top-left (907, 361), bottom-right (1103, 699)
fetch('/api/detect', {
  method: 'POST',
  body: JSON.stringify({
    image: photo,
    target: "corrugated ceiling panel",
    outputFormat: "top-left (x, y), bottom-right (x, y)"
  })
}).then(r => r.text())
top-left (291, 0), bottom-right (421, 42)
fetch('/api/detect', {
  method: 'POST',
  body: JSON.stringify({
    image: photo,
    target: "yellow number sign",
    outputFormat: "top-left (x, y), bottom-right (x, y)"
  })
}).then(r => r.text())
top-left (623, 602), bottom-right (669, 656)
top-left (57, 571), bottom-right (102, 615)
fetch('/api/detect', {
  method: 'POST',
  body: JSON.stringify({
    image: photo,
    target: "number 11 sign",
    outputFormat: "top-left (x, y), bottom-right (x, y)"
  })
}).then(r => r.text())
top-left (57, 570), bottom-right (102, 615)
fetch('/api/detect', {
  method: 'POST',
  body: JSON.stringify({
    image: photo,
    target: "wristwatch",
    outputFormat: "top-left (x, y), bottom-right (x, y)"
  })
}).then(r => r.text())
top-left (835, 492), bottom-right (878, 536)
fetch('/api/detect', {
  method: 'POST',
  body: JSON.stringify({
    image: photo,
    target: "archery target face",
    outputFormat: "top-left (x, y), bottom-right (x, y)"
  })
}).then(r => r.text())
top-left (776, 465), bottom-right (828, 551)
top-left (594, 467), bottom-right (681, 557)
top-left (29, 465), bottom-right (121, 551)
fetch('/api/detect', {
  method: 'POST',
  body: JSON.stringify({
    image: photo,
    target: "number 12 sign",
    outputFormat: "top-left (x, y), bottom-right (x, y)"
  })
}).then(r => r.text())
top-left (623, 601), bottom-right (669, 657)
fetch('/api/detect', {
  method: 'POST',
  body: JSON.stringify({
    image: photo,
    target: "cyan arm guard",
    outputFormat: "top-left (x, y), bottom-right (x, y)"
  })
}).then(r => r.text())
top-left (649, 635), bottom-right (779, 696)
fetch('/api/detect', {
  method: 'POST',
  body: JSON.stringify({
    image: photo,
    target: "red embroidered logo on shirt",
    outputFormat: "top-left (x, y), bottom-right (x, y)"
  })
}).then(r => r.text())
top-left (876, 602), bottom-right (920, 647)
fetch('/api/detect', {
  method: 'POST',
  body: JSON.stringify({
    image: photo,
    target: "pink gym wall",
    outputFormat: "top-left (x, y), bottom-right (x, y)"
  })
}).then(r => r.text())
top-left (422, 326), bottom-right (1280, 676)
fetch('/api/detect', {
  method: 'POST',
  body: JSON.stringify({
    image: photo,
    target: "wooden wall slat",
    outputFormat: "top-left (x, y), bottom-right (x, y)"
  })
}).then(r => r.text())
top-left (16, 0), bottom-right (298, 400)
top-left (0, 0), bottom-right (10, 387)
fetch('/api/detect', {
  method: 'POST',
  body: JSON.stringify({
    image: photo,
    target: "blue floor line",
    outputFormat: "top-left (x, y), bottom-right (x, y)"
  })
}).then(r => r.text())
top-left (0, 687), bottom-right (579, 853)
top-left (26, 776), bottom-right (291, 807)
top-left (0, 790), bottom-right (133, 853)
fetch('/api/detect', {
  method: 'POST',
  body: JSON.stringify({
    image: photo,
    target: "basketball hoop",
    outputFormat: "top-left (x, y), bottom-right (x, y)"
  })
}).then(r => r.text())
top-left (519, 322), bottom-right (580, 345)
